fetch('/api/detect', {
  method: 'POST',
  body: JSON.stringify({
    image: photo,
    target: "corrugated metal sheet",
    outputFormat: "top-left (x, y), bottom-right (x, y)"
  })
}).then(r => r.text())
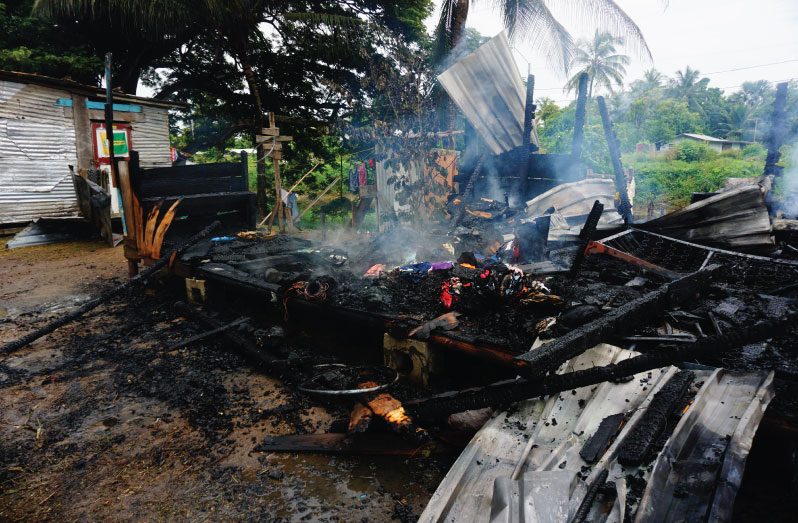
top-left (640, 185), bottom-right (774, 250)
top-left (438, 32), bottom-right (534, 155)
top-left (0, 81), bottom-right (79, 224)
top-left (420, 344), bottom-right (773, 522)
top-left (132, 107), bottom-right (172, 168)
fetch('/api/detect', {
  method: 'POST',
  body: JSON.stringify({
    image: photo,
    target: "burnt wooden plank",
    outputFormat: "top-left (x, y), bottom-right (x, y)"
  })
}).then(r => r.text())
top-left (579, 412), bottom-right (625, 463)
top-left (617, 370), bottom-right (695, 466)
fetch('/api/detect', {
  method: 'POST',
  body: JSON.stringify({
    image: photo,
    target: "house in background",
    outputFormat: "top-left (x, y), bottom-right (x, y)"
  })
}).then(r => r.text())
top-left (0, 70), bottom-right (182, 226)
top-left (662, 133), bottom-right (752, 153)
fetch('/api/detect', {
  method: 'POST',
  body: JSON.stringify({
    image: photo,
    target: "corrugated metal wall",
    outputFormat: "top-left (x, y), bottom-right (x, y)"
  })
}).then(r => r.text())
top-left (0, 81), bottom-right (79, 224)
top-left (132, 107), bottom-right (171, 168)
top-left (0, 80), bottom-right (174, 224)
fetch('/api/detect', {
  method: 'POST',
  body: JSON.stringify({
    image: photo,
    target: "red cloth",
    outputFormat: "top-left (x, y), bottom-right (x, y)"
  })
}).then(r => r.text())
top-left (357, 163), bottom-right (367, 186)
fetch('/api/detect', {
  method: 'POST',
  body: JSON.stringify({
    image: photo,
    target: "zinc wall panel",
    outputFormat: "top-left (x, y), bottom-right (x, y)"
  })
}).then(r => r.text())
top-left (133, 107), bottom-right (171, 168)
top-left (0, 82), bottom-right (79, 224)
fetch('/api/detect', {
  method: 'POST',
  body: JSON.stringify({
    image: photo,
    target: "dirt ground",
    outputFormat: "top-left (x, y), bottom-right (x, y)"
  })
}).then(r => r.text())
top-left (0, 239), bottom-right (450, 522)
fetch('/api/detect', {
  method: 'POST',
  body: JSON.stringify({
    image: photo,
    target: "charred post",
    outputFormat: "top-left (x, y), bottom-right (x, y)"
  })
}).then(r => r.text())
top-left (764, 82), bottom-right (788, 178)
top-left (523, 73), bottom-right (536, 148)
top-left (597, 96), bottom-right (632, 224)
top-left (571, 72), bottom-right (589, 159)
top-left (570, 200), bottom-right (604, 274)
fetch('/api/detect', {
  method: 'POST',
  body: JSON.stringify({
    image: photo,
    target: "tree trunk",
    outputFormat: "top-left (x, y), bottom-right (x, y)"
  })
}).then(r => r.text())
top-left (241, 57), bottom-right (268, 221)
top-left (445, 0), bottom-right (470, 132)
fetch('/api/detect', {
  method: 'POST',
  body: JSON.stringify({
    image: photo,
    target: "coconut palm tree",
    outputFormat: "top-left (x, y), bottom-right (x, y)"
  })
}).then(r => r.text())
top-left (435, 0), bottom-right (651, 74)
top-left (640, 69), bottom-right (664, 91)
top-left (669, 66), bottom-right (710, 113)
top-left (564, 31), bottom-right (630, 98)
top-left (720, 104), bottom-right (754, 140)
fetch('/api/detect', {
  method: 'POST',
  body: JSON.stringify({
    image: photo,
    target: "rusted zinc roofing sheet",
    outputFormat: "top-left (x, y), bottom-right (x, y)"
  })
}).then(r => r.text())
top-left (0, 69), bottom-right (185, 109)
top-left (640, 185), bottom-right (774, 251)
top-left (438, 32), bottom-right (534, 155)
top-left (419, 344), bottom-right (773, 522)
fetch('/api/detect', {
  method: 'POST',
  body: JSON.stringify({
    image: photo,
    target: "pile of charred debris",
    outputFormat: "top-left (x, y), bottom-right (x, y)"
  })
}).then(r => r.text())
top-left (156, 169), bottom-right (796, 520)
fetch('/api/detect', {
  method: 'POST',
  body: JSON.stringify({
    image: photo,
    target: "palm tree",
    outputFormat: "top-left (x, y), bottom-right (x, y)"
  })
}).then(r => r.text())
top-left (669, 66), bottom-right (709, 113)
top-left (720, 104), bottom-right (753, 140)
top-left (564, 31), bottom-right (630, 98)
top-left (435, 0), bottom-right (651, 74)
top-left (640, 69), bottom-right (664, 91)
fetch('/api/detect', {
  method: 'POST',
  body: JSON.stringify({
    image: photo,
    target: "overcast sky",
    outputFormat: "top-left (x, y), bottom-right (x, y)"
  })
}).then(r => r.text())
top-left (427, 0), bottom-right (798, 104)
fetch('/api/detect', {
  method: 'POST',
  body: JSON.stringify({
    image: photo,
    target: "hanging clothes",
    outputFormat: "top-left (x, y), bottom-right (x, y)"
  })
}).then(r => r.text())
top-left (357, 162), bottom-right (367, 187)
top-left (349, 167), bottom-right (359, 193)
top-left (287, 192), bottom-right (300, 223)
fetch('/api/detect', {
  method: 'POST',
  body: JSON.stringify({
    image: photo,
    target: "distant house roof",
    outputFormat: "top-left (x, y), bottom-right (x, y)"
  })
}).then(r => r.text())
top-left (0, 69), bottom-right (186, 110)
top-left (676, 133), bottom-right (751, 145)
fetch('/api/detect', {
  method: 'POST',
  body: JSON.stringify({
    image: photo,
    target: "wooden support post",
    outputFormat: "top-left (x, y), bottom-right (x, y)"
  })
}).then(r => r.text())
top-left (257, 112), bottom-right (296, 234)
top-left (257, 161), bottom-right (321, 227)
top-left (597, 96), bottom-right (632, 224)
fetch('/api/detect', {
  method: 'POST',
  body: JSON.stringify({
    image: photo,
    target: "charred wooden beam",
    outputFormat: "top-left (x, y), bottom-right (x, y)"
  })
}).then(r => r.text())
top-left (166, 317), bottom-right (249, 350)
top-left (517, 264), bottom-right (720, 373)
top-left (570, 200), bottom-right (604, 274)
top-left (597, 96), bottom-right (632, 224)
top-left (523, 73), bottom-right (536, 148)
top-left (617, 370), bottom-right (694, 466)
top-left (571, 72), bottom-right (589, 159)
top-left (406, 310), bottom-right (794, 422)
top-left (172, 301), bottom-right (281, 369)
top-left (1, 221), bottom-right (221, 354)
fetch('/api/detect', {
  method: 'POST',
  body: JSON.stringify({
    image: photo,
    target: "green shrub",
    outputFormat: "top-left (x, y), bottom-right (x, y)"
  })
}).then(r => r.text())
top-left (675, 141), bottom-right (717, 162)
top-left (742, 143), bottom-right (767, 159)
top-left (632, 157), bottom-right (764, 209)
top-left (720, 148), bottom-right (742, 159)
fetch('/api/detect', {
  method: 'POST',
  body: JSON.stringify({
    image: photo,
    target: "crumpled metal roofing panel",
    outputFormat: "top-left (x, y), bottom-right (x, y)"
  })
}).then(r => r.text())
top-left (438, 32), bottom-right (532, 155)
top-left (420, 343), bottom-right (773, 522)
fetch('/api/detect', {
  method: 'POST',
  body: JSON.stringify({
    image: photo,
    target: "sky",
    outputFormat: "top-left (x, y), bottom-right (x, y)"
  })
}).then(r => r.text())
top-left (426, 0), bottom-right (798, 104)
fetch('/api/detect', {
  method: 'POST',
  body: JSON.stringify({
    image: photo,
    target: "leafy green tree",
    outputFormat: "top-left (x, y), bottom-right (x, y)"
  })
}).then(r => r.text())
top-left (537, 102), bottom-right (610, 173)
top-left (0, 1), bottom-right (100, 83)
top-left (564, 31), bottom-right (630, 98)
top-left (643, 99), bottom-right (703, 147)
top-left (638, 69), bottom-right (664, 93)
top-left (668, 66), bottom-right (710, 114)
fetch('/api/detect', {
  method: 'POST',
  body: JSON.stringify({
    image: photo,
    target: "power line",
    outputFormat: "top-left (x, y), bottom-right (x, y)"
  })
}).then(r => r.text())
top-left (530, 58), bottom-right (798, 92)
top-left (703, 59), bottom-right (798, 75)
